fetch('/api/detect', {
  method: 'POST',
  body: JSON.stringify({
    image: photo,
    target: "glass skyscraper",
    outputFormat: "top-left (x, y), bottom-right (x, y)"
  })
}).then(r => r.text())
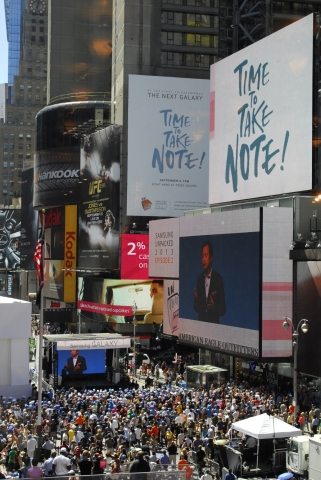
top-left (4, 0), bottom-right (25, 96)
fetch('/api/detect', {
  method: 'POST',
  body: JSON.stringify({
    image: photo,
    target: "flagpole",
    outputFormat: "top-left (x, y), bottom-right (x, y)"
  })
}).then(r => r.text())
top-left (37, 209), bottom-right (45, 453)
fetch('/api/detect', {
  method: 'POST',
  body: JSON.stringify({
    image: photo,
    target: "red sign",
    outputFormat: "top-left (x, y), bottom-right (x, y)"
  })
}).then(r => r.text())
top-left (121, 234), bottom-right (149, 280)
top-left (77, 300), bottom-right (132, 316)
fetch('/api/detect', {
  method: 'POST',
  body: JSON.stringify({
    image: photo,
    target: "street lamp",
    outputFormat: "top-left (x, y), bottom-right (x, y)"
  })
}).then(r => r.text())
top-left (283, 316), bottom-right (309, 419)
top-left (133, 301), bottom-right (137, 379)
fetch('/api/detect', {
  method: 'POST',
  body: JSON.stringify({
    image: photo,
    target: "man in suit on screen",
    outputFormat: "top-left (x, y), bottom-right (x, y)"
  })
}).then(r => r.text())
top-left (193, 240), bottom-right (226, 324)
top-left (64, 350), bottom-right (87, 374)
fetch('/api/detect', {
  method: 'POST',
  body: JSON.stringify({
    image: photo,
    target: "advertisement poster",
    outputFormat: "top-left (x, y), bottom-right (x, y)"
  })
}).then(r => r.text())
top-left (149, 218), bottom-right (180, 278)
top-left (209, 14), bottom-right (313, 204)
top-left (127, 75), bottom-right (209, 217)
top-left (179, 210), bottom-right (261, 358)
top-left (78, 125), bottom-right (121, 270)
top-left (21, 168), bottom-right (39, 270)
top-left (0, 209), bottom-right (21, 270)
top-left (164, 279), bottom-right (179, 336)
top-left (34, 151), bottom-right (80, 207)
top-left (43, 207), bottom-right (65, 300)
top-left (121, 234), bottom-right (149, 280)
top-left (78, 277), bottom-right (164, 325)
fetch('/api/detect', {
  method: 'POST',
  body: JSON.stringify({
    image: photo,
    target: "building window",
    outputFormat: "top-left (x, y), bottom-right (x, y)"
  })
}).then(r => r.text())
top-left (32, 26), bottom-right (36, 32)
top-left (10, 144), bottom-right (14, 149)
top-left (26, 153), bottom-right (31, 158)
top-left (10, 134), bottom-right (15, 140)
top-left (19, 94), bottom-right (24, 100)
top-left (27, 67), bottom-right (32, 72)
top-left (3, 162), bottom-right (8, 168)
top-left (3, 181), bottom-right (7, 187)
top-left (28, 86), bottom-right (32, 91)
top-left (39, 36), bottom-right (44, 42)
top-left (19, 144), bottom-right (24, 150)
top-left (9, 190), bottom-right (14, 196)
top-left (26, 135), bottom-right (31, 140)
top-left (10, 153), bottom-right (14, 159)
top-left (3, 152), bottom-right (8, 158)
top-left (19, 112), bottom-right (24, 118)
top-left (19, 134), bottom-right (23, 139)
top-left (31, 19), bottom-right (36, 23)
top-left (8, 112), bottom-right (12, 118)
top-left (31, 36), bottom-right (36, 42)
top-left (3, 190), bottom-right (7, 195)
top-left (20, 85), bottom-right (24, 90)
top-left (9, 162), bottom-right (14, 168)
top-left (28, 50), bottom-right (32, 55)
top-left (26, 144), bottom-right (31, 150)
top-left (40, 27), bottom-right (44, 32)
top-left (27, 94), bottom-right (32, 100)
top-left (3, 143), bottom-right (8, 149)
top-left (3, 134), bottom-right (8, 140)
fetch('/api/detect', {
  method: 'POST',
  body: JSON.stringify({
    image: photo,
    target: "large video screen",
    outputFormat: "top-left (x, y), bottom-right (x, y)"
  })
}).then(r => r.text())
top-left (58, 349), bottom-right (106, 375)
top-left (209, 14), bottom-right (313, 204)
top-left (179, 210), bottom-right (260, 358)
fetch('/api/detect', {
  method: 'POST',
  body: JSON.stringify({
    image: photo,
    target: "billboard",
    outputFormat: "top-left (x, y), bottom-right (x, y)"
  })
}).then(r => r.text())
top-left (64, 205), bottom-right (77, 303)
top-left (149, 218), bottom-right (180, 278)
top-left (58, 349), bottom-right (106, 376)
top-left (78, 278), bottom-right (163, 325)
top-left (261, 208), bottom-right (293, 357)
top-left (21, 168), bottom-right (39, 270)
top-left (43, 207), bottom-right (65, 300)
top-left (179, 210), bottom-right (261, 358)
top-left (121, 234), bottom-right (149, 280)
top-left (78, 125), bottom-right (121, 270)
top-left (164, 279), bottom-right (179, 336)
top-left (0, 210), bottom-right (21, 270)
top-left (33, 151), bottom-right (80, 207)
top-left (296, 261), bottom-right (321, 378)
top-left (209, 14), bottom-right (313, 204)
top-left (127, 75), bottom-right (209, 217)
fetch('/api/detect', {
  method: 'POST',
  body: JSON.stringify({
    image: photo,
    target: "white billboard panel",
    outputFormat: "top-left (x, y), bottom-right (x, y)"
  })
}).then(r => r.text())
top-left (262, 208), bottom-right (293, 357)
top-left (164, 279), bottom-right (179, 336)
top-left (128, 75), bottom-right (209, 217)
top-left (209, 14), bottom-right (313, 204)
top-left (149, 218), bottom-right (180, 278)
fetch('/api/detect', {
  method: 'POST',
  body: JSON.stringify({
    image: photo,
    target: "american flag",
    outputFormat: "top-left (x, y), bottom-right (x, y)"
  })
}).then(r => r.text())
top-left (34, 227), bottom-right (44, 291)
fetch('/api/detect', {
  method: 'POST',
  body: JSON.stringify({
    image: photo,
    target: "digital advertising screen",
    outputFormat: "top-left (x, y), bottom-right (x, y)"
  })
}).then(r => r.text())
top-left (78, 278), bottom-right (164, 325)
top-left (78, 125), bottom-right (121, 270)
top-left (127, 75), bottom-right (209, 217)
top-left (209, 14), bottom-right (313, 204)
top-left (121, 234), bottom-right (149, 280)
top-left (164, 279), bottom-right (179, 336)
top-left (261, 208), bottom-right (293, 358)
top-left (58, 349), bottom-right (106, 375)
top-left (149, 218), bottom-right (180, 278)
top-left (179, 210), bottom-right (261, 358)
top-left (21, 168), bottom-right (38, 270)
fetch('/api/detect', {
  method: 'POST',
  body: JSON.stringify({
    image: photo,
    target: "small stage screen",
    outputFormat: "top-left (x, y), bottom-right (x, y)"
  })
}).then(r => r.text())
top-left (58, 349), bottom-right (106, 375)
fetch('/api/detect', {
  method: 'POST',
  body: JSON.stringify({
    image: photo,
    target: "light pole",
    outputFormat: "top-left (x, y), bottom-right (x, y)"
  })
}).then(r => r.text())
top-left (283, 316), bottom-right (309, 420)
top-left (133, 301), bottom-right (137, 379)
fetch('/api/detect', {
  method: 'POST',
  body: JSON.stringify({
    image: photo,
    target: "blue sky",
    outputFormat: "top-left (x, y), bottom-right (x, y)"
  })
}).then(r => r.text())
top-left (0, 1), bottom-right (8, 84)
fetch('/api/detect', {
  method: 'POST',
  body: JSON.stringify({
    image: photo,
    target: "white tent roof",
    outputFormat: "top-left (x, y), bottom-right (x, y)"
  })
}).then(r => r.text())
top-left (232, 413), bottom-right (302, 439)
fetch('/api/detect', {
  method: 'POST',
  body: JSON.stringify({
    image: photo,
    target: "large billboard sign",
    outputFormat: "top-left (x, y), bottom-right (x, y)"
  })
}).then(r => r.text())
top-left (78, 277), bottom-right (163, 325)
top-left (127, 75), bottom-right (209, 217)
top-left (179, 210), bottom-right (261, 358)
top-left (0, 210), bottom-right (21, 270)
top-left (209, 14), bottom-right (313, 204)
top-left (21, 168), bottom-right (38, 270)
top-left (149, 218), bottom-right (180, 278)
top-left (33, 151), bottom-right (80, 207)
top-left (149, 208), bottom-right (293, 359)
top-left (78, 125), bottom-right (121, 270)
top-left (121, 234), bottom-right (149, 280)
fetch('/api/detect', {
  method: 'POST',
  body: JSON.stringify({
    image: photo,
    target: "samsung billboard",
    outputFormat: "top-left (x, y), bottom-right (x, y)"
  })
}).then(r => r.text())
top-left (209, 14), bottom-right (313, 204)
top-left (150, 208), bottom-right (293, 359)
top-left (127, 75), bottom-right (209, 217)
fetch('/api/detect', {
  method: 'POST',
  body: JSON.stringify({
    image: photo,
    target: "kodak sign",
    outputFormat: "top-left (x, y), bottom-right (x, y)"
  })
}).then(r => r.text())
top-left (64, 205), bottom-right (77, 303)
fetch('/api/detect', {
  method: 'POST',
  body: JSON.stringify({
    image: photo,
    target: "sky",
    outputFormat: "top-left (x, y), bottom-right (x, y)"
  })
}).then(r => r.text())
top-left (0, 1), bottom-right (8, 84)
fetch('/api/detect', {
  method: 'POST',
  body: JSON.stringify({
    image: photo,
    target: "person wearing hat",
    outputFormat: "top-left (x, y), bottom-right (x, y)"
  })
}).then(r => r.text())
top-left (41, 450), bottom-right (57, 477)
top-left (52, 447), bottom-right (71, 476)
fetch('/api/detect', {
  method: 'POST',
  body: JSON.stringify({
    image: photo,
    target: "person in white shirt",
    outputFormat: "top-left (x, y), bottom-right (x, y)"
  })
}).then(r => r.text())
top-left (27, 434), bottom-right (37, 459)
top-left (52, 448), bottom-right (71, 476)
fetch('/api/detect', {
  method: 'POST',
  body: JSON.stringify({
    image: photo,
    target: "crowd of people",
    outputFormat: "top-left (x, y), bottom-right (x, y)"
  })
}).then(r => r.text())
top-left (0, 372), bottom-right (320, 480)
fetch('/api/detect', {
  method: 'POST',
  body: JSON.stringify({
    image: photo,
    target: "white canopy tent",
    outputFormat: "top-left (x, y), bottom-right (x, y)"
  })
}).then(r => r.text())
top-left (232, 413), bottom-right (302, 471)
